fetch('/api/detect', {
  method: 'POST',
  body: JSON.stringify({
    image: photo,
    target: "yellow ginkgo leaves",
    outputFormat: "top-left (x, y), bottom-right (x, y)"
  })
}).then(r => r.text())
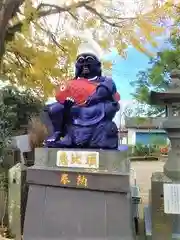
top-left (136, 17), bottom-right (162, 48)
top-left (1, 0), bottom-right (178, 98)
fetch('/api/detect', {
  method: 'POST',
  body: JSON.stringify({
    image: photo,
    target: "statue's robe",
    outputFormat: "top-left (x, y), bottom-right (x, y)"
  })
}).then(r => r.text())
top-left (44, 76), bottom-right (120, 149)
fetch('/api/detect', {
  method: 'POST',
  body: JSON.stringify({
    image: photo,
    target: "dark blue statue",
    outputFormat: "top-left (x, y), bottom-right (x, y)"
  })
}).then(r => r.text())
top-left (43, 47), bottom-right (120, 149)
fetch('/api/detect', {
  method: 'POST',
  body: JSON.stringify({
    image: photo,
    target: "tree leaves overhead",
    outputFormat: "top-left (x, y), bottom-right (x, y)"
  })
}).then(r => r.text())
top-left (131, 11), bottom-right (180, 116)
top-left (3, 21), bottom-right (80, 97)
top-left (0, 0), bottom-right (178, 97)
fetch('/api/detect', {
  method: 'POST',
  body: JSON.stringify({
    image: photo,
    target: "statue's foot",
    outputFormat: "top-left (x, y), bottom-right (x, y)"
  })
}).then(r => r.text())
top-left (44, 131), bottom-right (61, 147)
top-left (44, 132), bottom-right (73, 148)
top-left (55, 134), bottom-right (72, 147)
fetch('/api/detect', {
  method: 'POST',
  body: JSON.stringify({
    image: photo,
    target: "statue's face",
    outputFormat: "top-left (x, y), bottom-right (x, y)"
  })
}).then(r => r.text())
top-left (75, 53), bottom-right (101, 79)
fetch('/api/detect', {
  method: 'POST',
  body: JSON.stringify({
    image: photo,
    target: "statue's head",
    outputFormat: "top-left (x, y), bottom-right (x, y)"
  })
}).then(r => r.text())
top-left (75, 42), bottom-right (102, 79)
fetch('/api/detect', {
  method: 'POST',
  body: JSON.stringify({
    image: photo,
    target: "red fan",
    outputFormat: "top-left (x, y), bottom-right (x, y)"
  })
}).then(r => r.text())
top-left (55, 78), bottom-right (97, 105)
top-left (114, 92), bottom-right (120, 101)
top-left (55, 78), bottom-right (120, 105)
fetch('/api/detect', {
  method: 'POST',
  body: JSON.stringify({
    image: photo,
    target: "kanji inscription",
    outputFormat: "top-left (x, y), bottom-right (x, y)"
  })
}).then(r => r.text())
top-left (57, 151), bottom-right (99, 169)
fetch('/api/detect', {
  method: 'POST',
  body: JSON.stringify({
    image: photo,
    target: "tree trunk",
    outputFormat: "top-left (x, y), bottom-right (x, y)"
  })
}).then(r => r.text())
top-left (0, 0), bottom-right (24, 62)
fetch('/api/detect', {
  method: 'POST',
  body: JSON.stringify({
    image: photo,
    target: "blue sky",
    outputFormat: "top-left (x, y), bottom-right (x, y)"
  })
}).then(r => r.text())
top-left (104, 35), bottom-right (171, 101)
top-left (103, 47), bottom-right (153, 100)
top-left (111, 48), bottom-right (150, 100)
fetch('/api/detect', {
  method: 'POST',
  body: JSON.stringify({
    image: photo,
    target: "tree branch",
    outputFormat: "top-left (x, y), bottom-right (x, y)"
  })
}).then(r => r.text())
top-left (2, 0), bottom-right (157, 62)
top-left (36, 1), bottom-right (95, 17)
top-left (5, 0), bottom-right (94, 43)
top-left (34, 22), bottom-right (67, 52)
top-left (84, 5), bottom-right (133, 28)
top-left (14, 52), bottom-right (31, 66)
top-left (5, 0), bottom-right (137, 45)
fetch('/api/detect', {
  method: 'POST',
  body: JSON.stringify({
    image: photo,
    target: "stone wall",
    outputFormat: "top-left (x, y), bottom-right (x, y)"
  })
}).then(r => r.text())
top-left (125, 117), bottom-right (165, 129)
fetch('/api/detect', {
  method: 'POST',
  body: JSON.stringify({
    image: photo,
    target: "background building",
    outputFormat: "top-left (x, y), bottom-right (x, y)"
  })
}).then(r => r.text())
top-left (124, 117), bottom-right (168, 145)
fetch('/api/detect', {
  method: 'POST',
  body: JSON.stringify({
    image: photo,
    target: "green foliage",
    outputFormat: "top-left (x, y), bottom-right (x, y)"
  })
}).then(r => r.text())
top-left (150, 135), bottom-right (167, 146)
top-left (131, 132), bottom-right (168, 158)
top-left (133, 143), bottom-right (155, 156)
top-left (124, 102), bottom-right (149, 118)
top-left (1, 85), bottom-right (44, 131)
top-left (132, 143), bottom-right (164, 157)
top-left (0, 85), bottom-right (43, 160)
top-left (0, 97), bottom-right (14, 160)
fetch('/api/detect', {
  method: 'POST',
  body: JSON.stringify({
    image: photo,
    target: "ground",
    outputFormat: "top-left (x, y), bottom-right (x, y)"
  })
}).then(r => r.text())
top-left (131, 160), bottom-right (164, 204)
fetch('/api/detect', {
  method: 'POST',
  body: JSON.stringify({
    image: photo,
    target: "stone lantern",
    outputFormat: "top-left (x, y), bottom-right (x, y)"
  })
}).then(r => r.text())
top-left (144, 68), bottom-right (180, 239)
top-left (150, 69), bottom-right (180, 180)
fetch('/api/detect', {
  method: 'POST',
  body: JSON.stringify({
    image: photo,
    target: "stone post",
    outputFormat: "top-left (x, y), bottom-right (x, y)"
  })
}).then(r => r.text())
top-left (163, 69), bottom-right (180, 180)
top-left (163, 69), bottom-right (180, 238)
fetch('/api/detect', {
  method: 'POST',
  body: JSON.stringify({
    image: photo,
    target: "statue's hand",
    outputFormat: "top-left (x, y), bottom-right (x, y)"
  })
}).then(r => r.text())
top-left (64, 97), bottom-right (75, 108)
top-left (61, 97), bottom-right (75, 137)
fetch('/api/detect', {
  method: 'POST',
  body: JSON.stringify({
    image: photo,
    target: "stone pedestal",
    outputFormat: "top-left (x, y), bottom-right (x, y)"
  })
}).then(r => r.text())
top-left (23, 148), bottom-right (134, 240)
top-left (144, 172), bottom-right (180, 240)
top-left (151, 172), bottom-right (172, 240)
top-left (0, 168), bottom-right (8, 225)
top-left (8, 163), bottom-right (28, 239)
top-left (0, 148), bottom-right (21, 226)
top-left (3, 147), bottom-right (21, 168)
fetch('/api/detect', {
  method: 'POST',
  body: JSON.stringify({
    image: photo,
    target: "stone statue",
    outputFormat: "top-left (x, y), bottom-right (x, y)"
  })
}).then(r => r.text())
top-left (42, 41), bottom-right (120, 149)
